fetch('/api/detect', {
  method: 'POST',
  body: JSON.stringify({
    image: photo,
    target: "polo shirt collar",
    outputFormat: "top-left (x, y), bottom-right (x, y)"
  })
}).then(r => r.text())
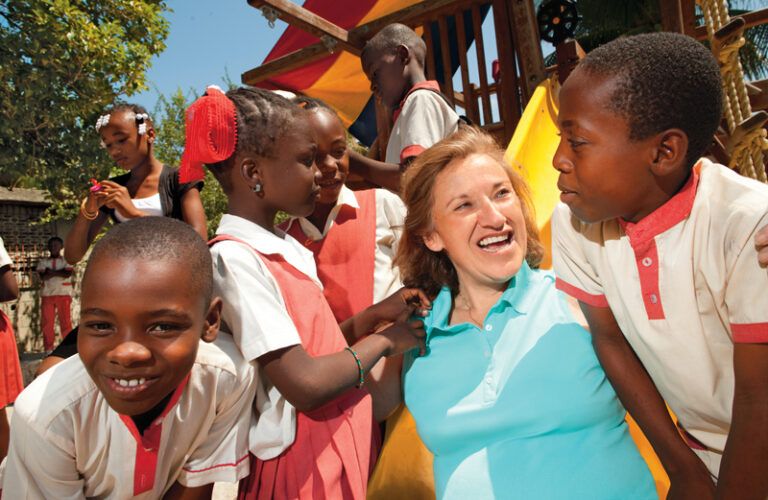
top-left (618, 161), bottom-right (701, 245)
top-left (284, 185), bottom-right (359, 238)
top-left (392, 80), bottom-right (441, 122)
top-left (427, 262), bottom-right (535, 339)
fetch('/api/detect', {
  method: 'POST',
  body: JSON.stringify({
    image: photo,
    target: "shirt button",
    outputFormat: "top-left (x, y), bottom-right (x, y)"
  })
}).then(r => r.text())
top-left (642, 257), bottom-right (653, 267)
top-left (485, 375), bottom-right (493, 383)
top-left (649, 293), bottom-right (658, 304)
top-left (484, 324), bottom-right (493, 332)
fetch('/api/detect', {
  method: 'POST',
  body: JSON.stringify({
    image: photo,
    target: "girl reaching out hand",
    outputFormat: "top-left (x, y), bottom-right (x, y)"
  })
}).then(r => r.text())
top-left (179, 86), bottom-right (427, 500)
top-left (64, 104), bottom-right (207, 264)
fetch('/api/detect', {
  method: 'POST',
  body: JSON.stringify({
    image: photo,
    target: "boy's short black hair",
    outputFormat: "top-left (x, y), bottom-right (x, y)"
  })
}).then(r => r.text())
top-left (47, 236), bottom-right (63, 245)
top-left (579, 32), bottom-right (723, 169)
top-left (84, 217), bottom-right (213, 304)
top-left (362, 23), bottom-right (427, 67)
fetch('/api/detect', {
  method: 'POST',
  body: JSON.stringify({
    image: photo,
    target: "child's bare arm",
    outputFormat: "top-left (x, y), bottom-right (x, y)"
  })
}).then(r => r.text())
top-left (716, 343), bottom-right (768, 498)
top-left (260, 318), bottom-right (424, 413)
top-left (64, 191), bottom-right (109, 264)
top-left (0, 264), bottom-right (18, 302)
top-left (580, 302), bottom-right (716, 499)
top-left (340, 287), bottom-right (430, 343)
top-left (164, 482), bottom-right (214, 500)
top-left (347, 150), bottom-right (402, 193)
top-left (180, 187), bottom-right (208, 241)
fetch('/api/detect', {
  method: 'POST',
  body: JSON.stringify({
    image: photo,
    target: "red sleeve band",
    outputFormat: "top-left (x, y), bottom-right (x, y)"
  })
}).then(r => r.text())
top-left (731, 322), bottom-right (768, 343)
top-left (555, 277), bottom-right (609, 308)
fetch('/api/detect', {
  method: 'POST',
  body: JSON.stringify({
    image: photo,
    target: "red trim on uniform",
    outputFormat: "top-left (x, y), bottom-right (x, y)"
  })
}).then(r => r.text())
top-left (677, 423), bottom-right (708, 451)
top-left (118, 374), bottom-right (191, 496)
top-left (555, 277), bottom-right (609, 307)
top-left (731, 322), bottom-right (768, 343)
top-left (400, 145), bottom-right (425, 163)
top-left (183, 452), bottom-right (250, 473)
top-left (617, 163), bottom-right (701, 320)
top-left (392, 80), bottom-right (442, 122)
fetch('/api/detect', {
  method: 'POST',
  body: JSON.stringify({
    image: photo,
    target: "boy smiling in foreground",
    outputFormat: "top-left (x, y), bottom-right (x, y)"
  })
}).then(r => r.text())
top-left (3, 217), bottom-right (255, 499)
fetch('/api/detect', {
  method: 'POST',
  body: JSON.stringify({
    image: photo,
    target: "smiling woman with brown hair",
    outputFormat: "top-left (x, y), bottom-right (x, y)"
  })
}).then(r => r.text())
top-left (390, 127), bottom-right (656, 499)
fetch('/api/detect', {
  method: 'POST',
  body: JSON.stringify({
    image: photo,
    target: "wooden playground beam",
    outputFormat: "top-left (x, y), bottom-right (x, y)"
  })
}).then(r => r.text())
top-left (693, 7), bottom-right (768, 40)
top-left (242, 0), bottom-right (481, 86)
top-left (247, 0), bottom-right (363, 55)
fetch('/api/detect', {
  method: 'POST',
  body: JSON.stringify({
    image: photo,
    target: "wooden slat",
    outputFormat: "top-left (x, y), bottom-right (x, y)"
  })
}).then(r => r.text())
top-left (694, 7), bottom-right (768, 40)
top-left (248, 0), bottom-right (362, 55)
top-left (506, 0), bottom-right (545, 102)
top-left (492, 0), bottom-right (522, 141)
top-left (455, 9), bottom-right (479, 123)
top-left (471, 3), bottom-right (493, 124)
top-left (659, 0), bottom-right (684, 33)
top-left (423, 21), bottom-right (437, 80)
top-left (242, 0), bottom-right (482, 86)
top-left (437, 15), bottom-right (455, 106)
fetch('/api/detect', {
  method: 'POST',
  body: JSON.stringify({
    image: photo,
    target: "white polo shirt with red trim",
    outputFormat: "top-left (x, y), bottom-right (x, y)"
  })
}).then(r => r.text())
top-left (2, 334), bottom-right (255, 498)
top-left (552, 158), bottom-right (768, 476)
top-left (385, 80), bottom-right (459, 165)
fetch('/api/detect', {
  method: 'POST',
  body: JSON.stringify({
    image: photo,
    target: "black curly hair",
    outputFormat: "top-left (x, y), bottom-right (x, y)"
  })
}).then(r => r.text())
top-left (100, 102), bottom-right (153, 130)
top-left (361, 23), bottom-right (427, 69)
top-left (206, 87), bottom-right (302, 191)
top-left (578, 32), bottom-right (723, 169)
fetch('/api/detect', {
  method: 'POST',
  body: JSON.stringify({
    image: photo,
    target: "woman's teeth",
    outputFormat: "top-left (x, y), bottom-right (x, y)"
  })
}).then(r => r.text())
top-left (478, 234), bottom-right (509, 247)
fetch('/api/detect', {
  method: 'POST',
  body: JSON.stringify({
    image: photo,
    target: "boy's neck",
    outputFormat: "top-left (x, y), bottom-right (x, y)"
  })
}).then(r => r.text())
top-left (131, 392), bottom-right (172, 434)
top-left (397, 65), bottom-right (428, 105)
top-left (623, 168), bottom-right (693, 224)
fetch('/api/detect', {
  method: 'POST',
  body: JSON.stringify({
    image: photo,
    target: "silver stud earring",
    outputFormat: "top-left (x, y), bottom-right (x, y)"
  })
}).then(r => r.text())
top-left (252, 183), bottom-right (262, 193)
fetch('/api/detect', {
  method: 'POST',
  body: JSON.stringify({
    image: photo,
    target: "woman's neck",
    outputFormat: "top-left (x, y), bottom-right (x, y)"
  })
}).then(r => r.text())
top-left (452, 278), bottom-right (508, 326)
top-left (306, 201), bottom-right (336, 233)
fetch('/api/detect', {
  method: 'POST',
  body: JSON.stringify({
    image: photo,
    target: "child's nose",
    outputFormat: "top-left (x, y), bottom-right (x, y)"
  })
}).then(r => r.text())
top-left (108, 340), bottom-right (152, 366)
top-left (552, 139), bottom-right (573, 173)
top-left (318, 155), bottom-right (336, 173)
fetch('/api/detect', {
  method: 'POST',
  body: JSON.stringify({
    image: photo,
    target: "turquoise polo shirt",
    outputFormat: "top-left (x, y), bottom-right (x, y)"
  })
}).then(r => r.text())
top-left (403, 263), bottom-right (655, 499)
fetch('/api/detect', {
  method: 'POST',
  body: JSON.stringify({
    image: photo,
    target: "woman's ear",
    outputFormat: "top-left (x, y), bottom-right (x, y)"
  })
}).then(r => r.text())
top-left (650, 129), bottom-right (688, 177)
top-left (422, 230), bottom-right (444, 253)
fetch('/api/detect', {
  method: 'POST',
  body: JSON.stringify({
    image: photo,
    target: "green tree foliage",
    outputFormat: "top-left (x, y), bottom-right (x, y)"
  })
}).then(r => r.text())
top-left (0, 0), bottom-right (170, 214)
top-left (152, 88), bottom-right (228, 239)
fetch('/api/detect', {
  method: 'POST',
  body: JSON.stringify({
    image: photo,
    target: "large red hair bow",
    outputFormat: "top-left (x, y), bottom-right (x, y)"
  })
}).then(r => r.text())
top-left (178, 86), bottom-right (237, 183)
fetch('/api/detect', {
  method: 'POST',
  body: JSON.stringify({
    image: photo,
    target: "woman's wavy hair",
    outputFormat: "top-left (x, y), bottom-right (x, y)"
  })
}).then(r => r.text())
top-left (393, 127), bottom-right (544, 298)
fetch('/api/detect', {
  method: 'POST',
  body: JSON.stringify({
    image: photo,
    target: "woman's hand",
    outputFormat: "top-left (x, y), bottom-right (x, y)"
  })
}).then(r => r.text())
top-left (95, 180), bottom-right (141, 219)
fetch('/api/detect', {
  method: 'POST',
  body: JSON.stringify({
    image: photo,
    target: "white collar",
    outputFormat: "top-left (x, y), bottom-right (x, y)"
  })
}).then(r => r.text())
top-left (286, 185), bottom-right (360, 241)
top-left (216, 214), bottom-right (322, 287)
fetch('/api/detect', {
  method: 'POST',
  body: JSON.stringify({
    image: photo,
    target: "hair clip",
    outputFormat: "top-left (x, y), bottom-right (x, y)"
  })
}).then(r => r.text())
top-left (134, 112), bottom-right (150, 135)
top-left (95, 114), bottom-right (111, 131)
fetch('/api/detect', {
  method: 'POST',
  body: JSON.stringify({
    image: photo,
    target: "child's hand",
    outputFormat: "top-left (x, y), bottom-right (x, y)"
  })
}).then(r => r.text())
top-left (373, 287), bottom-right (431, 324)
top-left (374, 307), bottom-right (427, 357)
top-left (96, 180), bottom-right (141, 218)
top-left (667, 460), bottom-right (715, 500)
top-left (756, 224), bottom-right (768, 268)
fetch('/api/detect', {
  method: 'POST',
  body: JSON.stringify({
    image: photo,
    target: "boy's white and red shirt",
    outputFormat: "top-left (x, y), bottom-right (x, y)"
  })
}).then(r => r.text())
top-left (210, 214), bottom-right (319, 459)
top-left (385, 80), bottom-right (459, 165)
top-left (552, 158), bottom-right (768, 475)
top-left (36, 256), bottom-right (73, 297)
top-left (1, 334), bottom-right (255, 498)
top-left (283, 185), bottom-right (406, 303)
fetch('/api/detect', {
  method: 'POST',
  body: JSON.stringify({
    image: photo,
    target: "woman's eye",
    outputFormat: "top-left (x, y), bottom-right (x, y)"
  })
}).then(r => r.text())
top-left (495, 188), bottom-right (511, 198)
top-left (454, 202), bottom-right (470, 211)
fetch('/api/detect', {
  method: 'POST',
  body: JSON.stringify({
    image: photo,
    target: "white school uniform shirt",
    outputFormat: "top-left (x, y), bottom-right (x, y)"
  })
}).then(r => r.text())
top-left (385, 80), bottom-right (459, 165)
top-left (211, 214), bottom-right (320, 460)
top-left (0, 237), bottom-right (11, 268)
top-left (113, 193), bottom-right (164, 223)
top-left (36, 256), bottom-right (74, 296)
top-left (552, 158), bottom-right (768, 476)
top-left (1, 334), bottom-right (256, 499)
top-left (284, 186), bottom-right (406, 303)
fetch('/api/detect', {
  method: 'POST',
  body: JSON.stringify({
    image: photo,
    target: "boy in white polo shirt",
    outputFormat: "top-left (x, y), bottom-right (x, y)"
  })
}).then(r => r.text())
top-left (552, 32), bottom-right (768, 498)
top-left (36, 236), bottom-right (74, 350)
top-left (2, 217), bottom-right (255, 498)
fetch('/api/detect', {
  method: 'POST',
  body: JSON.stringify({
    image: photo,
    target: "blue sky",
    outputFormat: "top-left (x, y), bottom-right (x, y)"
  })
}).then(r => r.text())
top-left (132, 1), bottom-right (288, 111)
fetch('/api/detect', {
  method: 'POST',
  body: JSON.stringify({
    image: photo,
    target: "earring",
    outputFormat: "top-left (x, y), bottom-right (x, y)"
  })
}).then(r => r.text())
top-left (252, 183), bottom-right (263, 195)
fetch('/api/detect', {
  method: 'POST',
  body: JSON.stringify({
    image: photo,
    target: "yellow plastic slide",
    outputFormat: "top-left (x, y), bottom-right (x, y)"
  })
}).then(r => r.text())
top-left (503, 77), bottom-right (671, 499)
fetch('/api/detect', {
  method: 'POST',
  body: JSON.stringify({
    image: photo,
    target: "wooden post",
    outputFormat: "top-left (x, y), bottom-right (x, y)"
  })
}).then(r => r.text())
top-left (492, 0), bottom-right (522, 142)
top-left (506, 0), bottom-right (545, 102)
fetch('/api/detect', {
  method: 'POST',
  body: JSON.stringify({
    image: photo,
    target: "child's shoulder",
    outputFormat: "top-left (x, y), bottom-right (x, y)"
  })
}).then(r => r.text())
top-left (193, 334), bottom-right (255, 386)
top-left (13, 356), bottom-right (98, 431)
top-left (696, 158), bottom-right (768, 215)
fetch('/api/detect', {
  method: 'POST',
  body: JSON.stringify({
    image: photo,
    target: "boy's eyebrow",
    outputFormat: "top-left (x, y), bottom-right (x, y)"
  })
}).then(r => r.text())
top-left (144, 309), bottom-right (194, 320)
top-left (80, 307), bottom-right (112, 316)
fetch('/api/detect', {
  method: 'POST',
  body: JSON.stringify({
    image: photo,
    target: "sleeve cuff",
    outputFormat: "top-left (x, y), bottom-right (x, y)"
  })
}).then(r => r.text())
top-left (400, 145), bottom-right (426, 164)
top-left (556, 277), bottom-right (609, 308)
top-left (731, 322), bottom-right (768, 343)
top-left (179, 453), bottom-right (250, 486)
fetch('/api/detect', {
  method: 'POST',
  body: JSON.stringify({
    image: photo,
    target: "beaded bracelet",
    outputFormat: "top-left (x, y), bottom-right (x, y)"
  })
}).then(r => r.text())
top-left (80, 198), bottom-right (99, 220)
top-left (344, 346), bottom-right (365, 388)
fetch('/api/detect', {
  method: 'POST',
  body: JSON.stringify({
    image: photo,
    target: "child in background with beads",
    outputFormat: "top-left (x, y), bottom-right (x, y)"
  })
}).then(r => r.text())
top-left (179, 85), bottom-right (427, 499)
top-left (64, 103), bottom-right (207, 265)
